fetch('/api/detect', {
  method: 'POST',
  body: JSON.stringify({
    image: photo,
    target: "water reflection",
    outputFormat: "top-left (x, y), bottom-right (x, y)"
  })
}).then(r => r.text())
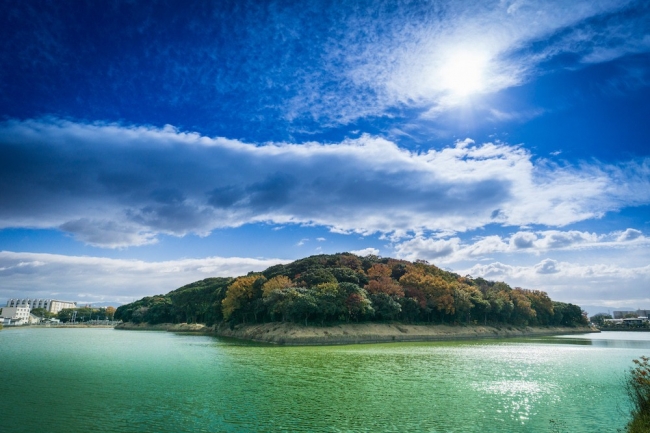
top-left (548, 331), bottom-right (650, 349)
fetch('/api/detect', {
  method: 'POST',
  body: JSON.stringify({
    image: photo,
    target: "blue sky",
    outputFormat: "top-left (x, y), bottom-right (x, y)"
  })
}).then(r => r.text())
top-left (1, 0), bottom-right (649, 309)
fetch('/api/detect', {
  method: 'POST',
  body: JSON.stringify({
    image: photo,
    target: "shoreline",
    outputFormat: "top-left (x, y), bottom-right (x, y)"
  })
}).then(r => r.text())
top-left (115, 321), bottom-right (598, 345)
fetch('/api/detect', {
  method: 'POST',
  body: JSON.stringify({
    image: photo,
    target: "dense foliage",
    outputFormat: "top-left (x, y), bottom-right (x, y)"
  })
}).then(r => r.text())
top-left (115, 277), bottom-right (232, 325)
top-left (626, 356), bottom-right (650, 433)
top-left (57, 306), bottom-right (116, 322)
top-left (115, 253), bottom-right (588, 327)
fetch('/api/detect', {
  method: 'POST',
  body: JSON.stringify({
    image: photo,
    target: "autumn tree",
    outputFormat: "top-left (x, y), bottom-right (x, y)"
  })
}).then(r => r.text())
top-left (525, 290), bottom-right (554, 325)
top-left (510, 288), bottom-right (537, 325)
top-left (222, 275), bottom-right (260, 322)
top-left (365, 263), bottom-right (404, 297)
top-left (263, 275), bottom-right (293, 297)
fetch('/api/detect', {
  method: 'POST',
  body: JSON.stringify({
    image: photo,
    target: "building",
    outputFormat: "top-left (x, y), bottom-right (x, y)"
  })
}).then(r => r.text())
top-left (0, 305), bottom-right (32, 325)
top-left (604, 317), bottom-right (649, 327)
top-left (5, 299), bottom-right (77, 314)
top-left (613, 309), bottom-right (650, 319)
top-left (623, 317), bottom-right (648, 327)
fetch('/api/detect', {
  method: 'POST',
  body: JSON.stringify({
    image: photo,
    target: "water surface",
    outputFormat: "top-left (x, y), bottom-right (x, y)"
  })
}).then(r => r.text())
top-left (0, 329), bottom-right (647, 432)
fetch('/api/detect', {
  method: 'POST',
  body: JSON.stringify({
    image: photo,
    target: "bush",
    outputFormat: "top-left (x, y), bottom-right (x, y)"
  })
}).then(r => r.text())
top-left (626, 356), bottom-right (650, 433)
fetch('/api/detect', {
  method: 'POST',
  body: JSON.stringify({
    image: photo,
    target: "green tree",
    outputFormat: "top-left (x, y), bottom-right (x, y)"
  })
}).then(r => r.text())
top-left (57, 308), bottom-right (75, 322)
top-left (31, 308), bottom-right (56, 320)
top-left (590, 313), bottom-right (612, 326)
top-left (370, 293), bottom-right (402, 321)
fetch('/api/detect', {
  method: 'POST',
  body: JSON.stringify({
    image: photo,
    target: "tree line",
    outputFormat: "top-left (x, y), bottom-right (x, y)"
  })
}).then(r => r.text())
top-left (115, 253), bottom-right (588, 328)
top-left (41, 306), bottom-right (117, 322)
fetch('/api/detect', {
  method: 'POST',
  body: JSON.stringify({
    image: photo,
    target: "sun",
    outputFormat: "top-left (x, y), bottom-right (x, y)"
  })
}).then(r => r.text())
top-left (440, 51), bottom-right (488, 97)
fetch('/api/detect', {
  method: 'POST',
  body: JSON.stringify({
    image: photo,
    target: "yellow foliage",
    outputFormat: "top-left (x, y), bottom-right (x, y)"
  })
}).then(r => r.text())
top-left (222, 275), bottom-right (258, 320)
top-left (313, 282), bottom-right (340, 296)
top-left (262, 275), bottom-right (293, 297)
top-left (400, 268), bottom-right (454, 314)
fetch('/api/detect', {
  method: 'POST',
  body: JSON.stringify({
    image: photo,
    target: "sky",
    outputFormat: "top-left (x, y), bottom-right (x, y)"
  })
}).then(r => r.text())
top-left (1, 0), bottom-right (649, 310)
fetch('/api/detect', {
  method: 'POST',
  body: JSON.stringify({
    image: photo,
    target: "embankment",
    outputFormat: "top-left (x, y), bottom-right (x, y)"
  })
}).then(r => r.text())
top-left (114, 322), bottom-right (210, 332)
top-left (116, 321), bottom-right (597, 345)
top-left (213, 322), bottom-right (597, 345)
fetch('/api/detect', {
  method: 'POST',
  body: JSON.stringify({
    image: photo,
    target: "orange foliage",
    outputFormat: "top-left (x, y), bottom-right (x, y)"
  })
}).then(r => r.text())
top-left (365, 277), bottom-right (404, 297)
top-left (367, 264), bottom-right (392, 279)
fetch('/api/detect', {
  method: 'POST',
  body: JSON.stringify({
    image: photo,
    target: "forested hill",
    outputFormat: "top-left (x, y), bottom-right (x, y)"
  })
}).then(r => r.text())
top-left (114, 253), bottom-right (587, 327)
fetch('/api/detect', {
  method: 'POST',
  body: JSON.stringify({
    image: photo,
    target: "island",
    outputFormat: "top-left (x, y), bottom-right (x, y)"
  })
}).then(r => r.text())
top-left (114, 253), bottom-right (596, 344)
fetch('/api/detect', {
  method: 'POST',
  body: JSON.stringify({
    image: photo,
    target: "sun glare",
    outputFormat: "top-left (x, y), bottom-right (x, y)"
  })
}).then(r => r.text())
top-left (440, 51), bottom-right (488, 97)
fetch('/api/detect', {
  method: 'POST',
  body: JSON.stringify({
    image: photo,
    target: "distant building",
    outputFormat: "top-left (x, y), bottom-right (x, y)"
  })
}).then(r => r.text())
top-left (0, 305), bottom-right (32, 325)
top-left (6, 299), bottom-right (77, 314)
top-left (613, 309), bottom-right (650, 319)
top-left (623, 317), bottom-right (648, 327)
top-left (605, 317), bottom-right (649, 327)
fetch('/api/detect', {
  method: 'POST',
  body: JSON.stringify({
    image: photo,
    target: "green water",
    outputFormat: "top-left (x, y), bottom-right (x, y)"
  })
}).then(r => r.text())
top-left (0, 329), bottom-right (647, 432)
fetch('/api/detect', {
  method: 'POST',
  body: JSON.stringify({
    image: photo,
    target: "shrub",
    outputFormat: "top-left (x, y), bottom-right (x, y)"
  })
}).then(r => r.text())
top-left (626, 356), bottom-right (650, 433)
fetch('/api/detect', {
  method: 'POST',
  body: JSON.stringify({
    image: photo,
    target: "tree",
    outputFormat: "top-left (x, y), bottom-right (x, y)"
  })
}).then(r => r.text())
top-left (222, 275), bottom-right (259, 322)
top-left (525, 290), bottom-right (554, 326)
top-left (106, 306), bottom-right (116, 320)
top-left (370, 293), bottom-right (402, 321)
top-left (338, 283), bottom-right (373, 321)
top-left (510, 288), bottom-right (536, 325)
top-left (590, 313), bottom-right (612, 326)
top-left (262, 275), bottom-right (293, 297)
top-left (31, 308), bottom-right (55, 320)
top-left (296, 268), bottom-right (337, 287)
top-left (112, 252), bottom-right (585, 328)
top-left (290, 290), bottom-right (319, 326)
top-left (313, 285), bottom-right (341, 325)
top-left (131, 307), bottom-right (149, 324)
top-left (330, 267), bottom-right (361, 285)
top-left (400, 266), bottom-right (455, 321)
top-left (552, 302), bottom-right (587, 327)
top-left (57, 308), bottom-right (75, 322)
top-left (365, 276), bottom-right (404, 297)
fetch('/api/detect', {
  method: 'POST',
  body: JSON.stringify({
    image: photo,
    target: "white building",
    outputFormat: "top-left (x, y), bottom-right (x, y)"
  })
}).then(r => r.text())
top-left (6, 299), bottom-right (77, 314)
top-left (0, 305), bottom-right (32, 325)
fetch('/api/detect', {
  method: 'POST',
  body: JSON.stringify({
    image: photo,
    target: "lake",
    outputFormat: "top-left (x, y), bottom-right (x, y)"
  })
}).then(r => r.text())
top-left (1, 328), bottom-right (647, 432)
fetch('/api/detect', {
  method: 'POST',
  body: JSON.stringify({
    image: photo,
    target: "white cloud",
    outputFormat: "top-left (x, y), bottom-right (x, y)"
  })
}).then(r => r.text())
top-left (617, 228), bottom-right (643, 242)
top-left (462, 258), bottom-right (650, 306)
top-left (1, 119), bottom-right (649, 247)
top-left (535, 258), bottom-right (560, 274)
top-left (510, 231), bottom-right (537, 249)
top-left (0, 251), bottom-right (287, 304)
top-left (534, 230), bottom-right (602, 249)
top-left (394, 237), bottom-right (462, 262)
top-left (349, 247), bottom-right (380, 257)
top-left (394, 228), bottom-right (649, 263)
